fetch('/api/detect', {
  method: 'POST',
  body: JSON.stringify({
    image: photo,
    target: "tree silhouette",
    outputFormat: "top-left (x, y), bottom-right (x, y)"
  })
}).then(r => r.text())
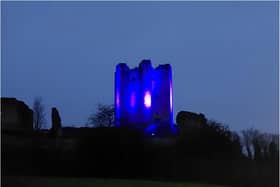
top-left (176, 111), bottom-right (243, 159)
top-left (230, 131), bottom-right (243, 158)
top-left (241, 128), bottom-right (279, 160)
top-left (88, 104), bottom-right (114, 127)
top-left (269, 134), bottom-right (279, 160)
top-left (33, 97), bottom-right (46, 130)
top-left (241, 128), bottom-right (257, 160)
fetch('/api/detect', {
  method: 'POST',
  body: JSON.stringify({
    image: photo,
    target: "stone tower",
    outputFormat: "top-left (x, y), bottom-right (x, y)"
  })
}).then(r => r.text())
top-left (115, 59), bottom-right (176, 135)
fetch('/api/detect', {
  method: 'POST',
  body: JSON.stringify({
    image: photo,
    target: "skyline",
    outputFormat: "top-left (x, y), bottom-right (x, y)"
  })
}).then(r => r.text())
top-left (1, 1), bottom-right (278, 133)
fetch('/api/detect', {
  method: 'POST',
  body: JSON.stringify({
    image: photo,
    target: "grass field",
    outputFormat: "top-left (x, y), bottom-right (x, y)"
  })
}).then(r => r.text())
top-left (2, 176), bottom-right (229, 187)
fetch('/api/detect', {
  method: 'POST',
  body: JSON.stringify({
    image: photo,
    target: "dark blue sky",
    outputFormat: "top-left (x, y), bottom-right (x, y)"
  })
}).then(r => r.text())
top-left (2, 2), bottom-right (278, 133)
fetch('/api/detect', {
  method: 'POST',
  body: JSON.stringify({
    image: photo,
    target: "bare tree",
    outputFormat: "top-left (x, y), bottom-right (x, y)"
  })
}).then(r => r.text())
top-left (257, 133), bottom-right (272, 159)
top-left (269, 134), bottom-right (279, 160)
top-left (241, 128), bottom-right (259, 160)
top-left (33, 97), bottom-right (46, 130)
top-left (88, 104), bottom-right (114, 127)
top-left (251, 129), bottom-right (262, 160)
top-left (242, 128), bottom-right (279, 160)
top-left (271, 134), bottom-right (279, 148)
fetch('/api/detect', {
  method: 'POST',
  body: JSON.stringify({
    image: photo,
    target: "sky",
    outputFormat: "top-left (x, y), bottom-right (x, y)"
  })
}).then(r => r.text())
top-left (1, 1), bottom-right (278, 133)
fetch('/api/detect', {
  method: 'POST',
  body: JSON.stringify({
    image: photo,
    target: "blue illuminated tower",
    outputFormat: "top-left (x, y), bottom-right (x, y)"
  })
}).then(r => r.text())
top-left (115, 60), bottom-right (176, 135)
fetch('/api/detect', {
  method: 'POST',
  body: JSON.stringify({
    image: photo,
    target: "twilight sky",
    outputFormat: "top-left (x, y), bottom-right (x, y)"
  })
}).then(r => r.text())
top-left (1, 1), bottom-right (278, 133)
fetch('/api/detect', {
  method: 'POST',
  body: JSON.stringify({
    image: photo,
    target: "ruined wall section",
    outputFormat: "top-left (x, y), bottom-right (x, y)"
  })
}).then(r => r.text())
top-left (1, 98), bottom-right (33, 131)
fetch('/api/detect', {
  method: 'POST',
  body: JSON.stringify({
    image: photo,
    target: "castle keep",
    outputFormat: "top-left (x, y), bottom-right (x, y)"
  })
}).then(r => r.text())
top-left (115, 60), bottom-right (176, 135)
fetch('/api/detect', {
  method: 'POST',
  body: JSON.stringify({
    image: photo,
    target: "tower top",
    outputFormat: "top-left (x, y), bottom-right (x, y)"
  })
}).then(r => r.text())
top-left (116, 59), bottom-right (171, 72)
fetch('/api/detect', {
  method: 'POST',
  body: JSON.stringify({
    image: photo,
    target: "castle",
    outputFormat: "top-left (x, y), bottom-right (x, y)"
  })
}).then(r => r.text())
top-left (115, 60), bottom-right (177, 135)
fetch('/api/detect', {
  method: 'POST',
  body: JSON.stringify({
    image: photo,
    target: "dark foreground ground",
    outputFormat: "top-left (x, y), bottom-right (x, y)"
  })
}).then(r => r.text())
top-left (2, 176), bottom-right (229, 187)
top-left (2, 128), bottom-right (279, 187)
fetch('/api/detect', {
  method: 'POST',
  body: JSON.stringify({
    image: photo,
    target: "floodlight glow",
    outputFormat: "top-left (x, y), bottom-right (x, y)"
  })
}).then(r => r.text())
top-left (130, 92), bottom-right (136, 107)
top-left (114, 60), bottom-right (175, 134)
top-left (145, 123), bottom-right (157, 135)
top-left (116, 92), bottom-right (120, 108)
top-left (170, 81), bottom-right (172, 111)
top-left (152, 80), bottom-right (155, 90)
top-left (144, 91), bottom-right (151, 108)
top-left (115, 65), bottom-right (121, 127)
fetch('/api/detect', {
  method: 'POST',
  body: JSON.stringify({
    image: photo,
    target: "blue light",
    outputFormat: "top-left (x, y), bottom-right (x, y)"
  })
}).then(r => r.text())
top-left (169, 66), bottom-right (174, 129)
top-left (116, 91), bottom-right (120, 112)
top-left (130, 92), bottom-right (136, 107)
top-left (115, 60), bottom-right (174, 135)
top-left (144, 123), bottom-right (157, 135)
top-left (115, 65), bottom-right (121, 127)
top-left (170, 124), bottom-right (178, 134)
top-left (144, 91), bottom-right (151, 108)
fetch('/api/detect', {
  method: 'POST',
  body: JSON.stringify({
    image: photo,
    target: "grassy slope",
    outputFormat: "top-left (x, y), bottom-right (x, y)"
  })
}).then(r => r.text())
top-left (2, 176), bottom-right (229, 187)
